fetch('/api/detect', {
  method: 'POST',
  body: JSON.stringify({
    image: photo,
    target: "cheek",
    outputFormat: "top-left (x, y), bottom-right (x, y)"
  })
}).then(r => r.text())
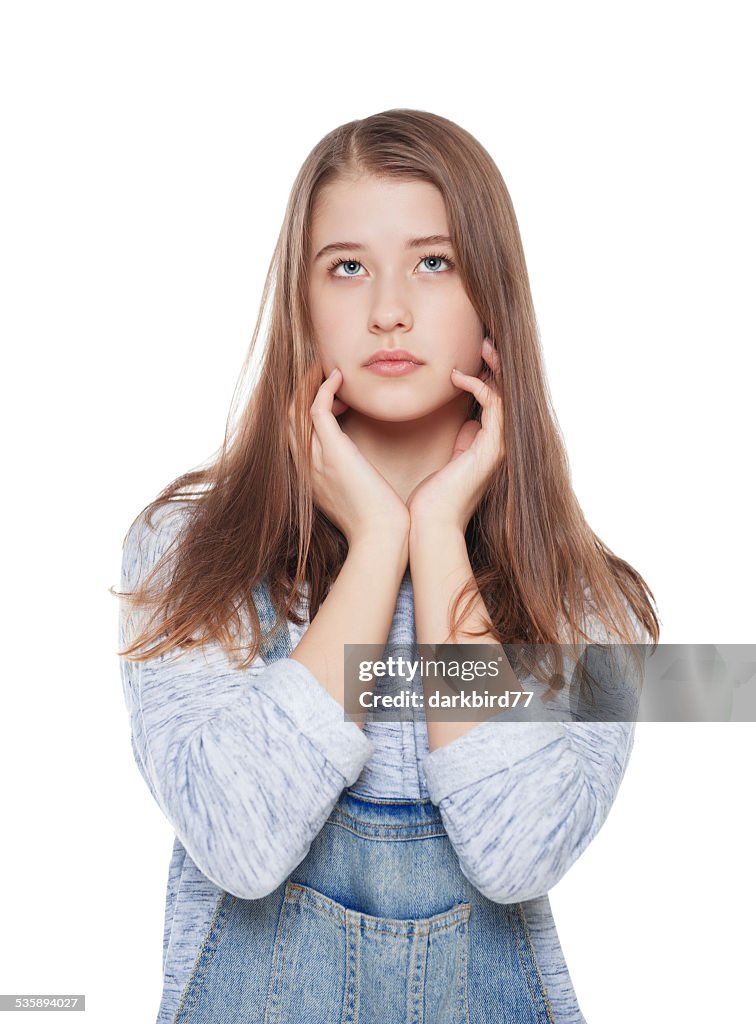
top-left (310, 299), bottom-right (352, 367)
top-left (439, 308), bottom-right (484, 375)
top-left (428, 283), bottom-right (481, 327)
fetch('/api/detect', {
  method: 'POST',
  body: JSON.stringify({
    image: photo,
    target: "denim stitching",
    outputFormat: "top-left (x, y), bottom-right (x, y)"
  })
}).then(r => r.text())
top-left (263, 882), bottom-right (301, 1024)
top-left (513, 903), bottom-right (555, 1024)
top-left (173, 891), bottom-right (236, 1024)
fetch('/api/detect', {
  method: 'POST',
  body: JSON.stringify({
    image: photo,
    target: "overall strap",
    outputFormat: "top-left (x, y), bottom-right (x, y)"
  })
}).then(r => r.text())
top-left (252, 577), bottom-right (294, 664)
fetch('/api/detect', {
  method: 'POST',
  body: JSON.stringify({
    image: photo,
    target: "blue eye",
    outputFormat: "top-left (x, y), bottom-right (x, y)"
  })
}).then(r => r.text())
top-left (332, 259), bottom-right (363, 277)
top-left (327, 251), bottom-right (456, 277)
top-left (418, 254), bottom-right (454, 273)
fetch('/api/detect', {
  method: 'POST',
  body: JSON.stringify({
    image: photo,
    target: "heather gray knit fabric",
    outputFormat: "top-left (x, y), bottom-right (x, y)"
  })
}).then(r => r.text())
top-left (118, 500), bottom-right (644, 1023)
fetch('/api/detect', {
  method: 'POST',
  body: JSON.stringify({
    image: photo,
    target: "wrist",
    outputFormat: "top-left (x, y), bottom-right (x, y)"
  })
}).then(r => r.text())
top-left (347, 529), bottom-right (409, 564)
top-left (409, 513), bottom-right (466, 544)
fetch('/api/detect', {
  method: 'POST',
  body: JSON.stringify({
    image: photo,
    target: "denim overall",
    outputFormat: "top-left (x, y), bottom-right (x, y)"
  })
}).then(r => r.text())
top-left (173, 582), bottom-right (555, 1024)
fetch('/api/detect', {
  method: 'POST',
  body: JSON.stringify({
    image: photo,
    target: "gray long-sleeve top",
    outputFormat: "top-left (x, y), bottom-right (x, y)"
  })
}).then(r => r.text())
top-left (119, 499), bottom-right (645, 1023)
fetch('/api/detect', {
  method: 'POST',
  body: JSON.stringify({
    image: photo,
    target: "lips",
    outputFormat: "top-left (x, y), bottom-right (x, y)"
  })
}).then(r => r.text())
top-left (364, 349), bottom-right (423, 366)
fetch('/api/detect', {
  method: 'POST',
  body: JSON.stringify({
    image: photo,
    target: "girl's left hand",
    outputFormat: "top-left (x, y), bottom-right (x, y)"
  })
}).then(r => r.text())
top-left (406, 338), bottom-right (506, 533)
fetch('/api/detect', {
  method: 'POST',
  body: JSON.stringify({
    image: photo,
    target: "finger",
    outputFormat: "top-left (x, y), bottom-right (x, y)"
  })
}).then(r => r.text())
top-left (305, 362), bottom-right (348, 415)
top-left (301, 362), bottom-right (348, 411)
top-left (451, 420), bottom-right (481, 459)
top-left (481, 337), bottom-right (502, 377)
top-left (310, 367), bottom-right (348, 441)
top-left (290, 366), bottom-right (342, 476)
top-left (332, 392), bottom-right (349, 416)
top-left (450, 367), bottom-right (505, 456)
top-left (450, 366), bottom-right (500, 411)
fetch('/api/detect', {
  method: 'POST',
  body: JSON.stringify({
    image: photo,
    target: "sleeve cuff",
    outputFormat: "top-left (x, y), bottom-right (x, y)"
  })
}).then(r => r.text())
top-left (252, 656), bottom-right (375, 785)
top-left (422, 720), bottom-right (565, 805)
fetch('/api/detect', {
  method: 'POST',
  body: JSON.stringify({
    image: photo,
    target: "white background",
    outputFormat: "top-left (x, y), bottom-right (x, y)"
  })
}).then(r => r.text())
top-left (1, 2), bottom-right (753, 1021)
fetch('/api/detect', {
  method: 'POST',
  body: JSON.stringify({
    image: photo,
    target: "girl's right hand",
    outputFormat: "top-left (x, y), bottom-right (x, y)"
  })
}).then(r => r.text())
top-left (288, 367), bottom-right (411, 548)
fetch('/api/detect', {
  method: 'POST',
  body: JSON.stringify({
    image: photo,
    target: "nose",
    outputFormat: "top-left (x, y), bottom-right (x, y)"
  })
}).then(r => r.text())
top-left (368, 275), bottom-right (414, 334)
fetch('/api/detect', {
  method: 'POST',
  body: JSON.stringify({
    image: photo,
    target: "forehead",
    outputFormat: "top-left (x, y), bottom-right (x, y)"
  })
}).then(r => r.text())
top-left (310, 174), bottom-right (449, 245)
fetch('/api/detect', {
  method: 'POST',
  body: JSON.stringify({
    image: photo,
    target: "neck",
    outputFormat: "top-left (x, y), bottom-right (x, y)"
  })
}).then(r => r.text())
top-left (337, 392), bottom-right (473, 504)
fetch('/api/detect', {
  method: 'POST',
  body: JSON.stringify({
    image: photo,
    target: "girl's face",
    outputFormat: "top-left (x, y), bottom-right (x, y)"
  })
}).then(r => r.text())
top-left (307, 173), bottom-right (485, 422)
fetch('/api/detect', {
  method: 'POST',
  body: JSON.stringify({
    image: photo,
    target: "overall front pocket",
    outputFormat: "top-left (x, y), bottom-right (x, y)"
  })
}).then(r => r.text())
top-left (264, 879), bottom-right (472, 1024)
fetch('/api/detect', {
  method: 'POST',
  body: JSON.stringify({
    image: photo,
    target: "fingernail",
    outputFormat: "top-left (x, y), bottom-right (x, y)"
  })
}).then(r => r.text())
top-left (329, 367), bottom-right (338, 378)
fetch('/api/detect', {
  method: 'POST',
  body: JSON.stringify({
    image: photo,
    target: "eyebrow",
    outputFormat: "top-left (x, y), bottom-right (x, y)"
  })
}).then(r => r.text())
top-left (313, 234), bottom-right (454, 263)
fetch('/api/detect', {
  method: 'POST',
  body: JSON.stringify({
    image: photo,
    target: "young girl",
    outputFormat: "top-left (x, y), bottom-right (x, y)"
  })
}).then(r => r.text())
top-left (117, 108), bottom-right (659, 1024)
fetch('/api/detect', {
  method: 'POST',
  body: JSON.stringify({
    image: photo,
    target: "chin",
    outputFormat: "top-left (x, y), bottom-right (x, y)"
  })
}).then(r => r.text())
top-left (350, 399), bottom-right (452, 423)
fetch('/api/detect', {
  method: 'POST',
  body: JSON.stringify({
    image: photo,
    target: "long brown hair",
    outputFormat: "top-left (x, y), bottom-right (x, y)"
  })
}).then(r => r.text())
top-left (115, 107), bottom-right (660, 675)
